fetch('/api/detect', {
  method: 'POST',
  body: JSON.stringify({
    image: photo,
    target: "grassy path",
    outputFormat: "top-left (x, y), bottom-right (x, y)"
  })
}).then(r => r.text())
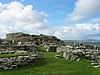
top-left (0, 52), bottom-right (100, 75)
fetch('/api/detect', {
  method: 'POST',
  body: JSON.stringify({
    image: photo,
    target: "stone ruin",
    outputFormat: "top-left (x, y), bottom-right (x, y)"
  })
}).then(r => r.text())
top-left (44, 43), bottom-right (58, 52)
top-left (63, 51), bottom-right (81, 61)
top-left (0, 54), bottom-right (37, 70)
top-left (6, 32), bottom-right (65, 46)
top-left (0, 44), bottom-right (38, 70)
top-left (57, 45), bottom-right (100, 68)
top-left (0, 32), bottom-right (64, 70)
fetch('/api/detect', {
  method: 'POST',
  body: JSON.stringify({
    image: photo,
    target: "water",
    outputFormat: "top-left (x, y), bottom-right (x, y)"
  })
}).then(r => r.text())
top-left (64, 40), bottom-right (100, 46)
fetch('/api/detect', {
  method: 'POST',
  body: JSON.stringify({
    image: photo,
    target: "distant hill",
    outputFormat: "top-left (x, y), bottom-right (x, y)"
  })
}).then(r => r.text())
top-left (63, 39), bottom-right (100, 46)
top-left (85, 39), bottom-right (100, 42)
top-left (63, 39), bottom-right (100, 42)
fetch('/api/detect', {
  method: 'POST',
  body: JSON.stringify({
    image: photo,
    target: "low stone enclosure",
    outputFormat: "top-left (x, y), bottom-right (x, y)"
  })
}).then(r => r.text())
top-left (58, 46), bottom-right (100, 68)
top-left (0, 54), bottom-right (37, 70)
top-left (0, 44), bottom-right (39, 70)
top-left (0, 50), bottom-right (38, 70)
top-left (0, 43), bottom-right (45, 70)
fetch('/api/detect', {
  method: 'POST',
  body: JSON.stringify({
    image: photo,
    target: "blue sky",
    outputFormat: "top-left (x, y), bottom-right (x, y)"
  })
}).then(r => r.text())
top-left (0, 0), bottom-right (100, 40)
top-left (23, 0), bottom-right (75, 26)
top-left (0, 0), bottom-right (75, 26)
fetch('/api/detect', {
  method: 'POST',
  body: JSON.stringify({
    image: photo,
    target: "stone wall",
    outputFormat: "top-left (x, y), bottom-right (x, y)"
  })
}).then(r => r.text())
top-left (6, 32), bottom-right (31, 42)
top-left (6, 32), bottom-right (65, 46)
top-left (0, 45), bottom-right (36, 53)
top-left (0, 54), bottom-right (37, 70)
top-left (58, 45), bottom-right (100, 68)
top-left (0, 44), bottom-right (38, 70)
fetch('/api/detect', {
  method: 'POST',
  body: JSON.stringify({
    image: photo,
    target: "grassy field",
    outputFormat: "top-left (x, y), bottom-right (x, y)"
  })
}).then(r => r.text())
top-left (0, 52), bottom-right (100, 75)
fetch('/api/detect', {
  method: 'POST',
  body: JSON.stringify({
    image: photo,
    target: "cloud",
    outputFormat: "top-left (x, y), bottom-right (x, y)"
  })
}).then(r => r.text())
top-left (64, 0), bottom-right (100, 40)
top-left (67, 0), bottom-right (100, 22)
top-left (53, 23), bottom-right (100, 40)
top-left (36, 23), bottom-right (100, 40)
top-left (0, 1), bottom-right (48, 38)
top-left (0, 1), bottom-right (100, 40)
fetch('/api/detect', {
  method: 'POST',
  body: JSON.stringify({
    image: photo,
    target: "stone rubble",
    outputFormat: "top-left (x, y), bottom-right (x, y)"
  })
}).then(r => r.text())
top-left (1, 32), bottom-right (100, 69)
top-left (37, 52), bottom-right (44, 59)
top-left (57, 45), bottom-right (100, 68)
top-left (0, 54), bottom-right (37, 70)
top-left (0, 32), bottom-right (64, 70)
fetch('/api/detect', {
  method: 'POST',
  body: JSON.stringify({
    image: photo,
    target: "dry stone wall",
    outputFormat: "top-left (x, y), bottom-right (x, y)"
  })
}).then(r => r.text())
top-left (58, 46), bottom-right (100, 68)
top-left (0, 54), bottom-right (37, 70)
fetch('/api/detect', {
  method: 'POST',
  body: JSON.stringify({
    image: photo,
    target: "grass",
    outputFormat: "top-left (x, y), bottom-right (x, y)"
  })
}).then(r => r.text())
top-left (0, 52), bottom-right (100, 75)
top-left (37, 45), bottom-right (46, 52)
top-left (0, 53), bottom-right (29, 58)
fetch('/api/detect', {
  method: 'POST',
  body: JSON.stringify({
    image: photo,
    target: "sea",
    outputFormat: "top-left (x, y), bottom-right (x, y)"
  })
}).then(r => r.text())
top-left (64, 40), bottom-right (100, 46)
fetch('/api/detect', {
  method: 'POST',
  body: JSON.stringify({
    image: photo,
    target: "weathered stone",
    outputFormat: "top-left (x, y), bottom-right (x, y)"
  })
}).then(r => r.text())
top-left (37, 52), bottom-right (44, 59)
top-left (0, 55), bottom-right (37, 70)
top-left (91, 63), bottom-right (100, 68)
top-left (63, 52), bottom-right (67, 58)
top-left (2, 66), bottom-right (9, 70)
top-left (54, 55), bottom-right (62, 58)
top-left (76, 58), bottom-right (81, 61)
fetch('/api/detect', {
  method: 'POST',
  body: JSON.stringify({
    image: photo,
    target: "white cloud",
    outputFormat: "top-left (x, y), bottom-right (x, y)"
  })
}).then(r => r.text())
top-left (36, 23), bottom-right (100, 40)
top-left (0, 1), bottom-right (100, 40)
top-left (0, 1), bottom-right (48, 38)
top-left (67, 0), bottom-right (100, 22)
top-left (52, 23), bottom-right (100, 40)
top-left (64, 0), bottom-right (100, 39)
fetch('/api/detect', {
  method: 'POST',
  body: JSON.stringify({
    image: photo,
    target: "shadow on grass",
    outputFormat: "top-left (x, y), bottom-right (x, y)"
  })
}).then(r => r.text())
top-left (34, 58), bottom-right (49, 67)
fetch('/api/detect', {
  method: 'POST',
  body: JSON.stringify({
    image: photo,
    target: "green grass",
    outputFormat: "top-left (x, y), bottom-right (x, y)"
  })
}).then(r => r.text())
top-left (0, 53), bottom-right (29, 58)
top-left (37, 45), bottom-right (46, 52)
top-left (0, 52), bottom-right (100, 75)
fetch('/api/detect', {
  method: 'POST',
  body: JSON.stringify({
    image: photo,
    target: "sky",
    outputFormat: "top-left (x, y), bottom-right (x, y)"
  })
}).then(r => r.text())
top-left (0, 0), bottom-right (100, 40)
